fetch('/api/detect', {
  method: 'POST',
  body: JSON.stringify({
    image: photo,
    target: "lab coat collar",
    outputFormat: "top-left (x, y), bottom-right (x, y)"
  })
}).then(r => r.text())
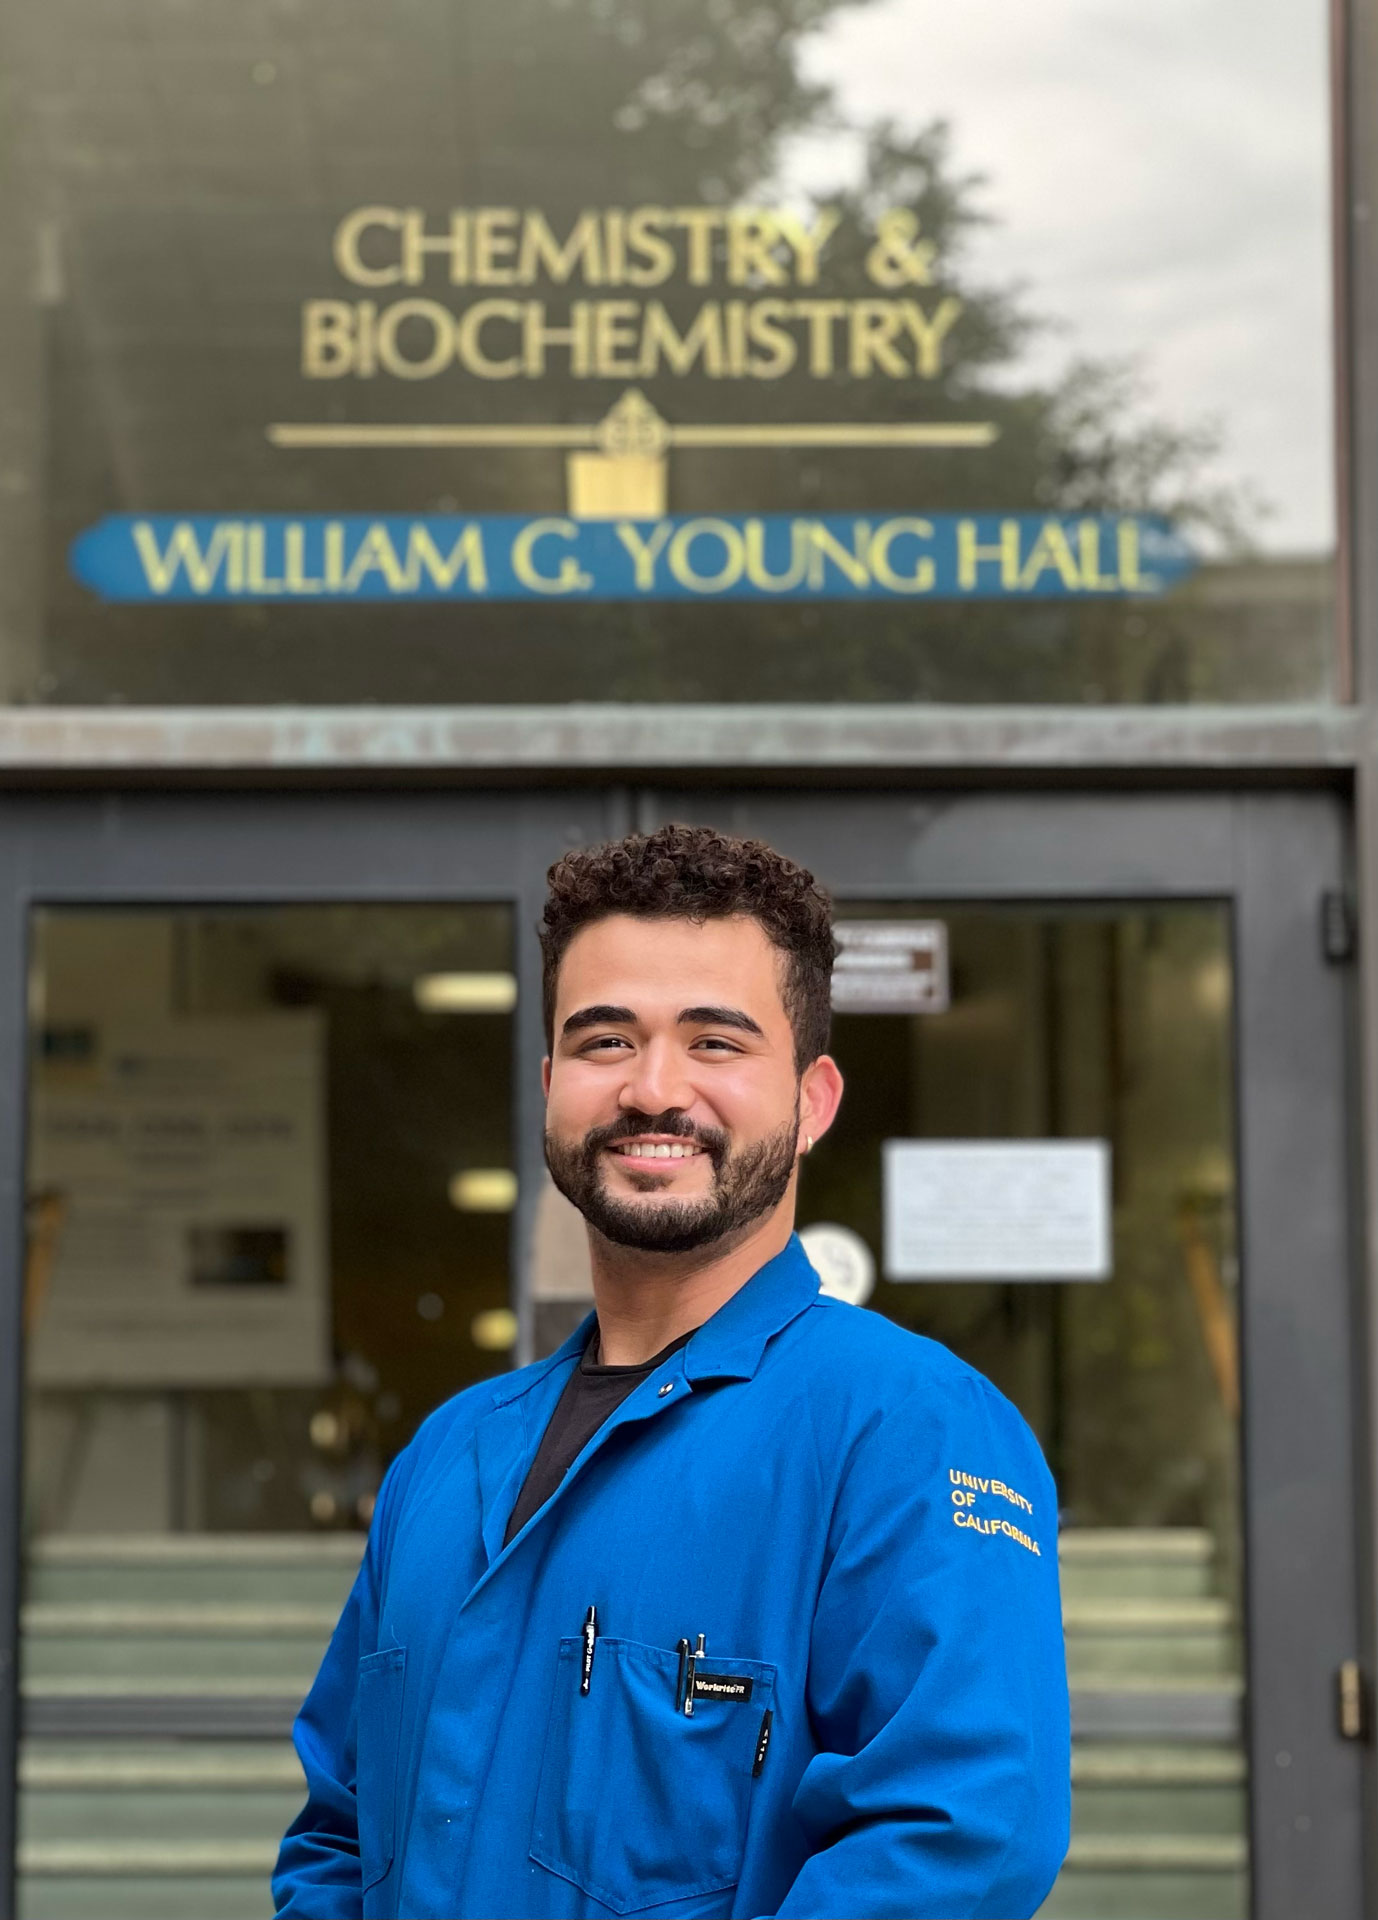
top-left (488, 1232), bottom-right (820, 1411)
top-left (682, 1234), bottom-right (822, 1382)
top-left (487, 1314), bottom-right (595, 1409)
top-left (472, 1235), bottom-right (820, 1569)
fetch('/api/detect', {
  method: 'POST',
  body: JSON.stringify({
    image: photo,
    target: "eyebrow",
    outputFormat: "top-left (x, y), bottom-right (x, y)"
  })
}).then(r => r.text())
top-left (677, 1005), bottom-right (765, 1038)
top-left (561, 1004), bottom-right (637, 1036)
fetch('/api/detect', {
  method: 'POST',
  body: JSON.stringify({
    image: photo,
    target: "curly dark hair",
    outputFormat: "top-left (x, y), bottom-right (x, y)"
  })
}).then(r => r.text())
top-left (541, 824), bottom-right (837, 1069)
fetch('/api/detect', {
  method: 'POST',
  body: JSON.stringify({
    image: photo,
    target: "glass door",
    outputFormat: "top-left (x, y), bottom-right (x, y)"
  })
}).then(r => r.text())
top-left (0, 789), bottom-right (613, 1920)
top-left (644, 789), bottom-right (1362, 1920)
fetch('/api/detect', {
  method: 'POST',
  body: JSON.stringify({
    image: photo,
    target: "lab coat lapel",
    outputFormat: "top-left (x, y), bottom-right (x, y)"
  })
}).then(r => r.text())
top-left (471, 1240), bottom-right (822, 1568)
top-left (473, 1399), bottom-right (531, 1568)
top-left (486, 1352), bottom-right (690, 1565)
top-left (472, 1318), bottom-right (591, 1567)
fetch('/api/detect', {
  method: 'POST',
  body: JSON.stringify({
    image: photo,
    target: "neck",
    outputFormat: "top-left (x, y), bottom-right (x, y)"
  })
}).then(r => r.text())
top-left (586, 1197), bottom-right (796, 1366)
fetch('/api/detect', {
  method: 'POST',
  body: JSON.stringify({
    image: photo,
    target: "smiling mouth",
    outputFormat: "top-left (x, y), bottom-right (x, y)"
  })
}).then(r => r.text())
top-left (607, 1139), bottom-right (706, 1162)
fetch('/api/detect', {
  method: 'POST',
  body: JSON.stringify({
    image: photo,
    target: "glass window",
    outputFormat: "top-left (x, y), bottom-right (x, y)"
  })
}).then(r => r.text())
top-left (24, 904), bottom-right (517, 1534)
top-left (0, 0), bottom-right (1335, 705)
top-left (806, 901), bottom-right (1245, 1919)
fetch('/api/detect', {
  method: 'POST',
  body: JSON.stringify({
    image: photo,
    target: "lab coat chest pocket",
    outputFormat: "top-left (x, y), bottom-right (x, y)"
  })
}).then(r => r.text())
top-left (531, 1636), bottom-right (775, 1916)
top-left (357, 1646), bottom-right (406, 1892)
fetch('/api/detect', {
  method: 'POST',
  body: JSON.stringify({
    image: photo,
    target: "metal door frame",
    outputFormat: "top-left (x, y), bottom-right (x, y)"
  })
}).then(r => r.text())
top-left (0, 784), bottom-right (1362, 1920)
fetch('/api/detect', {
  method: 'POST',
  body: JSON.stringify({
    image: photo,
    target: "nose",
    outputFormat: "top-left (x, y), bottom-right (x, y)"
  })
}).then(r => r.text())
top-left (617, 1036), bottom-right (695, 1120)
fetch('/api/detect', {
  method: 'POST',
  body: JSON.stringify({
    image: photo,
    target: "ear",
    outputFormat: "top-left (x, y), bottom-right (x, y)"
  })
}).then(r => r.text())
top-left (541, 1056), bottom-right (552, 1098)
top-left (797, 1054), bottom-right (844, 1155)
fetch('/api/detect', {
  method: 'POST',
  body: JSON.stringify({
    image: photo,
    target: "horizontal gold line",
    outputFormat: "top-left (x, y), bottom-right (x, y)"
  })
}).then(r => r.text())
top-left (268, 424), bottom-right (599, 449)
top-left (669, 423), bottom-right (999, 449)
top-left (267, 421), bottom-right (999, 451)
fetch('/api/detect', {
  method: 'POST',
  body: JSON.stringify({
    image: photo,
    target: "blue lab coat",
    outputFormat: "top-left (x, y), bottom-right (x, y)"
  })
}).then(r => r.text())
top-left (274, 1236), bottom-right (1070, 1919)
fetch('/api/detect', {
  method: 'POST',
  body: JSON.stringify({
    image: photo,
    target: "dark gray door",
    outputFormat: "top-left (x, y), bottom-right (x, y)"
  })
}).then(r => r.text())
top-left (642, 787), bottom-right (1362, 1920)
top-left (0, 786), bottom-right (1360, 1920)
top-left (0, 787), bottom-right (619, 1920)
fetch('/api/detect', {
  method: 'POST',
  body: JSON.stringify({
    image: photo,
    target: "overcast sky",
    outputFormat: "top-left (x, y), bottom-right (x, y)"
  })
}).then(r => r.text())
top-left (777, 0), bottom-right (1333, 551)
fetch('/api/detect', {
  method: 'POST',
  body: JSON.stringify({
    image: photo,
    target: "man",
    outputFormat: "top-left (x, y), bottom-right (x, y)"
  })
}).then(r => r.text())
top-left (274, 824), bottom-right (1070, 1920)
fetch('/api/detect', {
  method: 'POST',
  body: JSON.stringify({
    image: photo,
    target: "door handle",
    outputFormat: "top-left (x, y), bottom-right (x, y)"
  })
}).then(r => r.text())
top-left (1336, 1659), bottom-right (1371, 1741)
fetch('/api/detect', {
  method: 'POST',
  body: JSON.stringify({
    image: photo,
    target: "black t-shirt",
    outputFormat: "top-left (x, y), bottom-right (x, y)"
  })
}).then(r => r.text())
top-left (503, 1327), bottom-right (693, 1546)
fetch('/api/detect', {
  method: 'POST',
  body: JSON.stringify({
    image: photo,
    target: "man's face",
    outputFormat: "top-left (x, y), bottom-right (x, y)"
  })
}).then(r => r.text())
top-left (543, 914), bottom-right (823, 1254)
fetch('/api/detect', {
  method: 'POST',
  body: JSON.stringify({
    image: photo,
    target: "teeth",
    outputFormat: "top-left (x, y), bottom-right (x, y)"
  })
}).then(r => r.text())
top-left (617, 1142), bottom-right (696, 1159)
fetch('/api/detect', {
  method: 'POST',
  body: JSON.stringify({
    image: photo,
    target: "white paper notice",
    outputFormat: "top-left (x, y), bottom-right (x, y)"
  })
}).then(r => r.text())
top-left (28, 1015), bottom-right (330, 1387)
top-left (883, 1140), bottom-right (1112, 1281)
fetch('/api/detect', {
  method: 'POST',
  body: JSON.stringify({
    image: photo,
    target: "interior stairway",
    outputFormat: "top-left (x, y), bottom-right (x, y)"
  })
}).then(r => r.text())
top-left (1039, 1530), bottom-right (1247, 1920)
top-left (19, 1537), bottom-right (353, 1920)
top-left (17, 1528), bottom-right (1246, 1920)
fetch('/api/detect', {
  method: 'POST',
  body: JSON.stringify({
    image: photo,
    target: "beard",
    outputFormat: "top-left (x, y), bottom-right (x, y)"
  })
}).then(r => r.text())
top-left (544, 1104), bottom-right (800, 1254)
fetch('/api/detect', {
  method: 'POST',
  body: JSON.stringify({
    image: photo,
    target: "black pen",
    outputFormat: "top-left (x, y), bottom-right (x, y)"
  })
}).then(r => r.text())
top-left (675, 1638), bottom-right (690, 1712)
top-left (581, 1605), bottom-right (598, 1696)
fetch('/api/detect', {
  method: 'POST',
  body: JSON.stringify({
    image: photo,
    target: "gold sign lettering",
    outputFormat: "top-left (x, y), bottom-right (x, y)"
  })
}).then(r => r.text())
top-left (307, 205), bottom-right (961, 385)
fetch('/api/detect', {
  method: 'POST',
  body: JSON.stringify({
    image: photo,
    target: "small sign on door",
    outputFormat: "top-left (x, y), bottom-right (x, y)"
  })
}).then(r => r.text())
top-left (831, 922), bottom-right (949, 1014)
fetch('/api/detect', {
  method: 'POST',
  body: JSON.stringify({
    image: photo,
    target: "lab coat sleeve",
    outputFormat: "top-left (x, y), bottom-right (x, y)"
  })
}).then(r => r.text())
top-left (272, 1460), bottom-right (399, 1919)
top-left (774, 1371), bottom-right (1070, 1920)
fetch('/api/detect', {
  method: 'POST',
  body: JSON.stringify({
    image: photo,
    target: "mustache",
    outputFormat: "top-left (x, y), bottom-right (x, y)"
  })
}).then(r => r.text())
top-left (583, 1110), bottom-right (728, 1160)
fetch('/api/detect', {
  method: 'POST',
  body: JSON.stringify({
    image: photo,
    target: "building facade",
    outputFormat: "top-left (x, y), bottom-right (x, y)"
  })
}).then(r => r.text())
top-left (0, 2), bottom-right (1375, 1916)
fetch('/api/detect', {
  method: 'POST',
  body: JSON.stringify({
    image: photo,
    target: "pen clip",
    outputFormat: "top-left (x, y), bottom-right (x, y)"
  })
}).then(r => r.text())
top-left (684, 1632), bottom-right (705, 1717)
